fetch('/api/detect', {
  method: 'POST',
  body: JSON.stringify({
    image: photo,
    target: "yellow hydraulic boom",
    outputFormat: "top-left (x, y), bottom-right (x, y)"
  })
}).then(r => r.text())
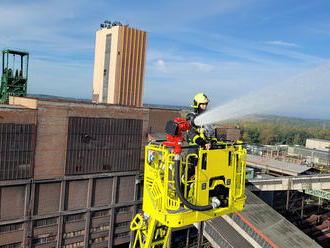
top-left (130, 118), bottom-right (247, 247)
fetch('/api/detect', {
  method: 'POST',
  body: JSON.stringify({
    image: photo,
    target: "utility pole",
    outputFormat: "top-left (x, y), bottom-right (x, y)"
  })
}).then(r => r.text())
top-left (197, 221), bottom-right (204, 248)
top-left (301, 194), bottom-right (305, 219)
top-left (185, 228), bottom-right (190, 247)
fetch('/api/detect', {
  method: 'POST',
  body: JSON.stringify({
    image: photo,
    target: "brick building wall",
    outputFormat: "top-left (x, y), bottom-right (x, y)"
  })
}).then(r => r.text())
top-left (0, 97), bottom-right (179, 247)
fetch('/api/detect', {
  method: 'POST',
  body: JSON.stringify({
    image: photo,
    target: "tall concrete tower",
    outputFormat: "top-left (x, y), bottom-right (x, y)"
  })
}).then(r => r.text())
top-left (92, 22), bottom-right (147, 106)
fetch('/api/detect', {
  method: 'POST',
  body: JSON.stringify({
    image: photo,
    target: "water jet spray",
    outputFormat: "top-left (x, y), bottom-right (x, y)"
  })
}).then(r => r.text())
top-left (194, 63), bottom-right (330, 126)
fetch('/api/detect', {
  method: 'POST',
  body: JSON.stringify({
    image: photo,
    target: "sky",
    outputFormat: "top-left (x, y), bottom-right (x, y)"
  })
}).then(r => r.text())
top-left (1, 0), bottom-right (330, 120)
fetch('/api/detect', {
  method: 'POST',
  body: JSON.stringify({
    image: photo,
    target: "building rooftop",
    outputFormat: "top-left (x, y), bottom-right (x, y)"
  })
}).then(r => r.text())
top-left (0, 103), bottom-right (26, 109)
top-left (240, 190), bottom-right (321, 248)
top-left (204, 190), bottom-right (321, 248)
top-left (247, 154), bottom-right (312, 176)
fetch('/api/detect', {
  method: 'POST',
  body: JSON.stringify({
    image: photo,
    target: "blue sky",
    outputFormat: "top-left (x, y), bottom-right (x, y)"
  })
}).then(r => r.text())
top-left (1, 0), bottom-right (330, 119)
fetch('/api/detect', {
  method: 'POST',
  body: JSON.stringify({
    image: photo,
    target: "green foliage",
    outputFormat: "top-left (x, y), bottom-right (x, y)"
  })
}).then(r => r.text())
top-left (244, 115), bottom-right (330, 129)
top-left (233, 120), bottom-right (330, 145)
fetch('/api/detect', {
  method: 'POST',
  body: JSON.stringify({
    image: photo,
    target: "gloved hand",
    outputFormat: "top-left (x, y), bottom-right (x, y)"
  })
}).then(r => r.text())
top-left (210, 139), bottom-right (217, 148)
top-left (195, 137), bottom-right (206, 148)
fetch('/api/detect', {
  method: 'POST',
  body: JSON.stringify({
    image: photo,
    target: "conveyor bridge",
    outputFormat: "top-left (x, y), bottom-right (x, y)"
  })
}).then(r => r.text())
top-left (246, 174), bottom-right (330, 192)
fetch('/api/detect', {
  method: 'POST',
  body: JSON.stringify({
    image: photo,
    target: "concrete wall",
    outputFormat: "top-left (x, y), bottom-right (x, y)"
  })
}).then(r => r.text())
top-left (93, 26), bottom-right (121, 104)
top-left (92, 26), bottom-right (147, 107)
top-left (0, 185), bottom-right (26, 220)
top-left (34, 182), bottom-right (61, 216)
top-left (306, 138), bottom-right (330, 150)
top-left (0, 173), bottom-right (142, 247)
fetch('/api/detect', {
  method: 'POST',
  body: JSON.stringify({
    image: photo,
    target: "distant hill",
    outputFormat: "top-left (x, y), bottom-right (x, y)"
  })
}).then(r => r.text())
top-left (143, 103), bottom-right (188, 110)
top-left (27, 94), bottom-right (91, 102)
top-left (241, 114), bottom-right (330, 130)
top-left (26, 96), bottom-right (189, 110)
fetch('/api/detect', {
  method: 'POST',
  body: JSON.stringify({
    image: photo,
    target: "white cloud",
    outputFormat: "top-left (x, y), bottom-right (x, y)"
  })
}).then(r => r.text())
top-left (189, 62), bottom-right (214, 72)
top-left (160, 29), bottom-right (321, 65)
top-left (265, 40), bottom-right (299, 47)
top-left (154, 59), bottom-right (167, 72)
top-left (156, 59), bottom-right (165, 67)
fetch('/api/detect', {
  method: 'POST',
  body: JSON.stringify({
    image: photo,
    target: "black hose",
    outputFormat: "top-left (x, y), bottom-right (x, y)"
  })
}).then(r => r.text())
top-left (181, 145), bottom-right (199, 149)
top-left (174, 160), bottom-right (213, 211)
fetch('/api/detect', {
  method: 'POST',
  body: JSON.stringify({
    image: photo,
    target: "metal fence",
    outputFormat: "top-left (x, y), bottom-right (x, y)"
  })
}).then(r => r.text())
top-left (66, 117), bottom-right (143, 175)
top-left (0, 123), bottom-right (35, 180)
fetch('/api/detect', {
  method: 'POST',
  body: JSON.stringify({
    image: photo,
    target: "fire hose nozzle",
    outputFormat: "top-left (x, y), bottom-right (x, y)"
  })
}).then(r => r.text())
top-left (164, 118), bottom-right (191, 155)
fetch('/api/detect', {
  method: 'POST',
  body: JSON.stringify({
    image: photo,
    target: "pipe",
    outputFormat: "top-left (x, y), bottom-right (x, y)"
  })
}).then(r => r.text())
top-left (174, 158), bottom-right (219, 211)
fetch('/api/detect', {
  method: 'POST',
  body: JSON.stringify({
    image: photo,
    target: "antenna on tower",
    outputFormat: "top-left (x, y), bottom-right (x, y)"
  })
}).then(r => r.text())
top-left (100, 20), bottom-right (114, 29)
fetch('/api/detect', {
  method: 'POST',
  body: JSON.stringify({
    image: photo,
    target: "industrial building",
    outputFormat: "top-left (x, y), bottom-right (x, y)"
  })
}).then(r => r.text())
top-left (288, 146), bottom-right (329, 167)
top-left (1, 101), bottom-right (328, 247)
top-left (247, 143), bottom-right (330, 169)
top-left (306, 138), bottom-right (330, 151)
top-left (0, 97), bottom-right (179, 247)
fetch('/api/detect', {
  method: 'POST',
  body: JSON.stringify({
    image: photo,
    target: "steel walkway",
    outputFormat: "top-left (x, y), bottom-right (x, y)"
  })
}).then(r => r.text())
top-left (246, 174), bottom-right (330, 191)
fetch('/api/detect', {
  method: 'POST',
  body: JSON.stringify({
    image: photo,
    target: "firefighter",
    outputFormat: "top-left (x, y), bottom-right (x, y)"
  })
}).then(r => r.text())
top-left (186, 93), bottom-right (216, 149)
top-left (185, 93), bottom-right (217, 179)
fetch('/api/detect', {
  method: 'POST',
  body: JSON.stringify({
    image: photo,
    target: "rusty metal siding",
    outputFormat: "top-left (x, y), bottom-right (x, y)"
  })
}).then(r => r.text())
top-left (0, 123), bottom-right (34, 180)
top-left (66, 117), bottom-right (142, 175)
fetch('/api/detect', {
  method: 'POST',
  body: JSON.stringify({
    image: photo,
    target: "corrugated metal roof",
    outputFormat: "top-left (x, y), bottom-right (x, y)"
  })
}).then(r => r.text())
top-left (240, 190), bottom-right (321, 248)
top-left (205, 217), bottom-right (254, 248)
top-left (247, 154), bottom-right (311, 175)
top-left (204, 190), bottom-right (321, 248)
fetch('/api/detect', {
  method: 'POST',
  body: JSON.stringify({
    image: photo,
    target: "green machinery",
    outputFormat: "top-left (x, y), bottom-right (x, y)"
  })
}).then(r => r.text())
top-left (0, 49), bottom-right (29, 103)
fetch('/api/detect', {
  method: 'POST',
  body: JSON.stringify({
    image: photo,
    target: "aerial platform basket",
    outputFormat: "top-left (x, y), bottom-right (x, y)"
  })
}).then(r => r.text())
top-left (142, 141), bottom-right (247, 228)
